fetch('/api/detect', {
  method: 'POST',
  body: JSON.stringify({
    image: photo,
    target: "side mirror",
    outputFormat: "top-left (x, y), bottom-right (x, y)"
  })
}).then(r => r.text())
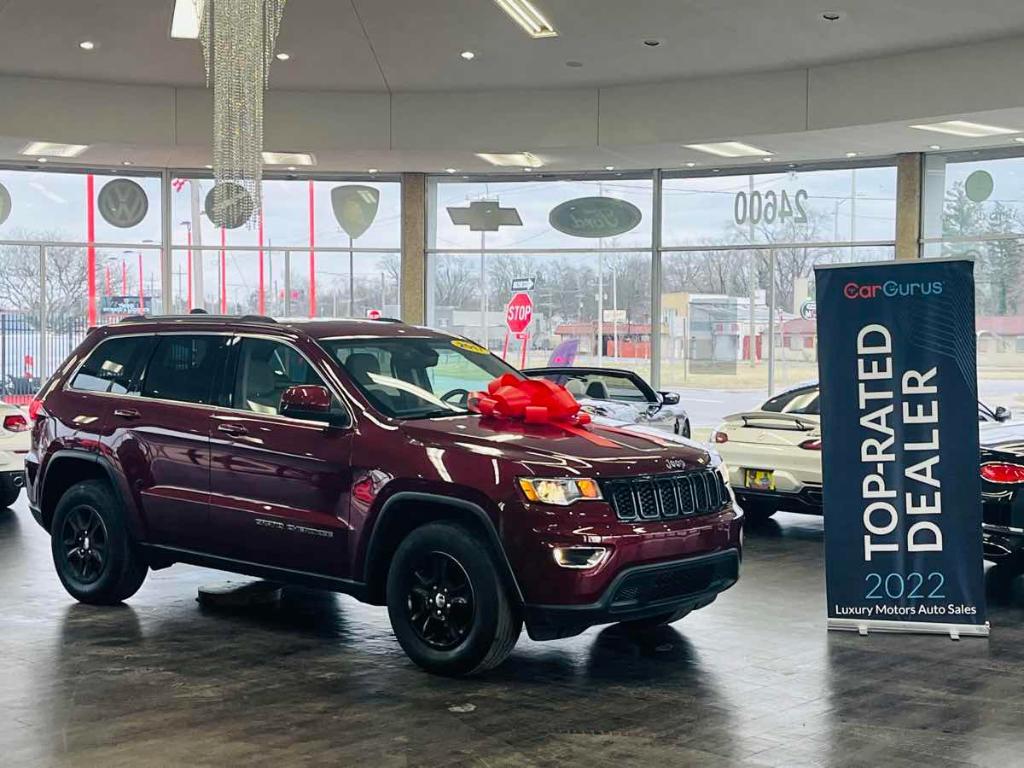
top-left (995, 406), bottom-right (1012, 422)
top-left (659, 391), bottom-right (681, 406)
top-left (280, 385), bottom-right (346, 426)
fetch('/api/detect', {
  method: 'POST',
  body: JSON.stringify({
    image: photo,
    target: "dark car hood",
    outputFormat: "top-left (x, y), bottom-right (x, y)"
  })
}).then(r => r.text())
top-left (399, 414), bottom-right (714, 477)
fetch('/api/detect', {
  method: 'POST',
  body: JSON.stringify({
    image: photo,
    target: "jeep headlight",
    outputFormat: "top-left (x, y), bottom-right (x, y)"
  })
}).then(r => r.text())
top-left (518, 477), bottom-right (602, 505)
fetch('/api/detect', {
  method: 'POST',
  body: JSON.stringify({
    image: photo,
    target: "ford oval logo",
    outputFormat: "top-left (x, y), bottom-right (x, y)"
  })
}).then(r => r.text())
top-left (549, 196), bottom-right (643, 238)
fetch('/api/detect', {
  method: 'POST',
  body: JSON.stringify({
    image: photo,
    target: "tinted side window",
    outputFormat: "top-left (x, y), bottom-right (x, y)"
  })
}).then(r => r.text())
top-left (142, 335), bottom-right (227, 405)
top-left (233, 338), bottom-right (333, 415)
top-left (70, 335), bottom-right (152, 395)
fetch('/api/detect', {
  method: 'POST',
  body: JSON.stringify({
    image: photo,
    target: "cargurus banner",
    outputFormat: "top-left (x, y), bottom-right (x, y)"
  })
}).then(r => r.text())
top-left (815, 258), bottom-right (988, 638)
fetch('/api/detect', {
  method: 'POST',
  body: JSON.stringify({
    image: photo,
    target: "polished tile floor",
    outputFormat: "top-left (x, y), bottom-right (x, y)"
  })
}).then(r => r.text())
top-left (3, 498), bottom-right (1024, 768)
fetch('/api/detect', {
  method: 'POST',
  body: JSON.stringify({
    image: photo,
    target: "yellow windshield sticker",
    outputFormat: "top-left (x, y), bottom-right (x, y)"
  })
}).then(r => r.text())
top-left (452, 339), bottom-right (488, 354)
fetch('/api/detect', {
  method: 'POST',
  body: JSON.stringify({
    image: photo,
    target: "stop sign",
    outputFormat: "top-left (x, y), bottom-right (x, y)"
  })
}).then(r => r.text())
top-left (506, 292), bottom-right (533, 334)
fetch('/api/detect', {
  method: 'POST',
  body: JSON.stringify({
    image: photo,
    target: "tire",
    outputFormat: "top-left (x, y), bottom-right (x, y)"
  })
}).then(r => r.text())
top-left (386, 521), bottom-right (522, 676)
top-left (616, 606), bottom-right (692, 632)
top-left (676, 419), bottom-right (691, 438)
top-left (50, 480), bottom-right (147, 605)
top-left (0, 475), bottom-right (20, 508)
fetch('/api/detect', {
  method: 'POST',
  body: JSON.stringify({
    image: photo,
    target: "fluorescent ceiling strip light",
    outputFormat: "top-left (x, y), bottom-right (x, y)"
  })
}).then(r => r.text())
top-left (170, 0), bottom-right (204, 40)
top-left (493, 0), bottom-right (558, 38)
top-left (684, 142), bottom-right (773, 158)
top-left (476, 151), bottom-right (544, 168)
top-left (909, 120), bottom-right (1019, 138)
top-left (261, 151), bottom-right (317, 166)
top-left (20, 141), bottom-right (89, 158)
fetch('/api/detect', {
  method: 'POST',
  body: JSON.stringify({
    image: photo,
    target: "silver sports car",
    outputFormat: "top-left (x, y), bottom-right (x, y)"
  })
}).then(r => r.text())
top-left (524, 366), bottom-right (691, 437)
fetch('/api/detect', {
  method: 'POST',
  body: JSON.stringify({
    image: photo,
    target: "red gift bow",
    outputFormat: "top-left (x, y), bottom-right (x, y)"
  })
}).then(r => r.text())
top-left (469, 373), bottom-right (592, 425)
top-left (467, 374), bottom-right (674, 449)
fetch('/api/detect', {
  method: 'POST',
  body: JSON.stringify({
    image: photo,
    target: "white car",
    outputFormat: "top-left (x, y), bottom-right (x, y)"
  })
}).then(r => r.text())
top-left (0, 402), bottom-right (30, 508)
top-left (711, 383), bottom-right (823, 522)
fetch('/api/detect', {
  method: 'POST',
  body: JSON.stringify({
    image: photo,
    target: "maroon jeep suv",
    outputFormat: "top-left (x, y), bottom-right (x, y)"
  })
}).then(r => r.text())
top-left (26, 315), bottom-right (742, 675)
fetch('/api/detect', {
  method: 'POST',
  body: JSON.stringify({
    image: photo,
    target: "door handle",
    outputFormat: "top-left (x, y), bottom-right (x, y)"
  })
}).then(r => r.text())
top-left (217, 423), bottom-right (248, 437)
top-left (113, 408), bottom-right (141, 420)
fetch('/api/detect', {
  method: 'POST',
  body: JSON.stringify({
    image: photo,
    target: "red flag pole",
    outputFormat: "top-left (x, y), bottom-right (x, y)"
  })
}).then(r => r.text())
top-left (186, 225), bottom-right (193, 311)
top-left (308, 180), bottom-right (316, 318)
top-left (220, 227), bottom-right (227, 313)
top-left (258, 208), bottom-right (265, 315)
top-left (86, 175), bottom-right (96, 326)
top-left (121, 260), bottom-right (127, 295)
top-left (104, 265), bottom-right (111, 296)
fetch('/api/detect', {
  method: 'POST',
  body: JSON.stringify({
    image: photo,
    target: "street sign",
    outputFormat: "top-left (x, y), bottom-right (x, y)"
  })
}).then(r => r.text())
top-left (505, 292), bottom-right (533, 334)
top-left (511, 276), bottom-right (535, 292)
top-left (602, 309), bottom-right (627, 323)
top-left (800, 298), bottom-right (817, 320)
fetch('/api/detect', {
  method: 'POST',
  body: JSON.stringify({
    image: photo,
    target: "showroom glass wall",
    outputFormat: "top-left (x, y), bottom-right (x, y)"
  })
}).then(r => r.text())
top-left (427, 163), bottom-right (897, 425)
top-left (0, 167), bottom-right (402, 391)
top-left (922, 149), bottom-right (1024, 415)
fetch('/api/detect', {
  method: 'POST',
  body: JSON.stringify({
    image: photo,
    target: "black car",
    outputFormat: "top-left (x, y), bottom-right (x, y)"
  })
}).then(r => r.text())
top-left (980, 421), bottom-right (1024, 563)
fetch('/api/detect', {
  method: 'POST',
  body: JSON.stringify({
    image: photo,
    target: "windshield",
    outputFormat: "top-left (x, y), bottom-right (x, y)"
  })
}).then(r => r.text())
top-left (319, 336), bottom-right (517, 419)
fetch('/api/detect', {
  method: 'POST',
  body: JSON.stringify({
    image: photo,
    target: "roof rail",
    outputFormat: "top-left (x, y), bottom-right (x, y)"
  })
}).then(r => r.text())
top-left (117, 314), bottom-right (278, 325)
top-left (371, 316), bottom-right (404, 323)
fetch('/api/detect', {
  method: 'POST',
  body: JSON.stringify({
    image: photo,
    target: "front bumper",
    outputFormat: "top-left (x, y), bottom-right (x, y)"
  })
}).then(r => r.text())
top-left (523, 548), bottom-right (740, 640)
top-left (1, 468), bottom-right (25, 490)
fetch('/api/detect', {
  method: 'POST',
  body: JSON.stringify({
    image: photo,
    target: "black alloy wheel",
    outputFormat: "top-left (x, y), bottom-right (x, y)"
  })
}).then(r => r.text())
top-left (406, 551), bottom-right (475, 650)
top-left (61, 504), bottom-right (109, 584)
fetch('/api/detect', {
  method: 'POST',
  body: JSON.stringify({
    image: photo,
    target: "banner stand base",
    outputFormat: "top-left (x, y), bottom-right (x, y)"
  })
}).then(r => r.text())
top-left (828, 618), bottom-right (990, 639)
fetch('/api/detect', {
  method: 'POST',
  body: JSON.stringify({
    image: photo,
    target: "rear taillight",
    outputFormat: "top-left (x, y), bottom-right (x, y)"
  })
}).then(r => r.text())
top-left (980, 462), bottom-right (1024, 485)
top-left (799, 438), bottom-right (822, 450)
top-left (713, 431), bottom-right (728, 444)
top-left (3, 413), bottom-right (29, 432)
top-left (28, 398), bottom-right (43, 422)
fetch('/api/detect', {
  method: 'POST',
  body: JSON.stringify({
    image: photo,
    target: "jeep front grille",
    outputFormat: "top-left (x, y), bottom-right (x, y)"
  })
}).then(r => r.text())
top-left (601, 470), bottom-right (729, 522)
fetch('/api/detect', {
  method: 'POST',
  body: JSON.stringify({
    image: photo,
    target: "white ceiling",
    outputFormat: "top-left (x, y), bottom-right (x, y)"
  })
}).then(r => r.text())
top-left (2, 0), bottom-right (1024, 91)
top-left (2, 1), bottom-right (1024, 171)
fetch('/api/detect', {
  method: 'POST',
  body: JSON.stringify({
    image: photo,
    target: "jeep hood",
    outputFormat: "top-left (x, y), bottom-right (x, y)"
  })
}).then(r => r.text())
top-left (400, 414), bottom-right (714, 477)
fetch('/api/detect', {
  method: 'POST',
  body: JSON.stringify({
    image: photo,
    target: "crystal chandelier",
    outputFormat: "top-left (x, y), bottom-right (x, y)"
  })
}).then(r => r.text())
top-left (195, 0), bottom-right (286, 227)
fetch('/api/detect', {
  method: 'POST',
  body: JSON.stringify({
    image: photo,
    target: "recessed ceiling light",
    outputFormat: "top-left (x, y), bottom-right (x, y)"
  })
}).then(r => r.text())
top-left (493, 0), bottom-right (558, 38)
top-left (522, 167), bottom-right (533, 172)
top-left (929, 145), bottom-right (942, 150)
top-left (275, 52), bottom-right (291, 61)
top-left (20, 141), bottom-right (89, 158)
top-left (460, 50), bottom-right (476, 60)
top-left (685, 141), bottom-right (773, 158)
top-left (121, 160), bottom-right (134, 166)
top-left (261, 151), bottom-right (316, 166)
top-left (605, 165), bottom-right (615, 171)
top-left (821, 11), bottom-right (845, 22)
top-left (287, 166), bottom-right (296, 171)
top-left (565, 60), bottom-right (583, 68)
top-left (685, 162), bottom-right (697, 168)
top-left (170, 0), bottom-right (203, 39)
top-left (1015, 137), bottom-right (1024, 144)
top-left (910, 120), bottom-right (1019, 138)
top-left (643, 39), bottom-right (662, 47)
top-left (788, 163), bottom-right (797, 168)
top-left (845, 151), bottom-right (859, 158)
top-left (712, 168), bottom-right (720, 173)
top-left (37, 158), bottom-right (48, 164)
top-left (445, 168), bottom-right (458, 174)
top-left (79, 40), bottom-right (97, 51)
top-left (367, 168), bottom-right (379, 174)
top-left (204, 164), bottom-right (213, 169)
top-left (476, 151), bottom-right (543, 168)
top-left (762, 157), bottom-right (773, 162)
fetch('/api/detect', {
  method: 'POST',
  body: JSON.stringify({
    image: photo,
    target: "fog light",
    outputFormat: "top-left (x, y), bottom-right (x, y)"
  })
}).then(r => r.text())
top-left (552, 546), bottom-right (607, 569)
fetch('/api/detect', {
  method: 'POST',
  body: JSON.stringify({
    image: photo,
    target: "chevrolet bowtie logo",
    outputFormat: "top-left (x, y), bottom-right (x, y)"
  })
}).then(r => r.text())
top-left (447, 200), bottom-right (523, 232)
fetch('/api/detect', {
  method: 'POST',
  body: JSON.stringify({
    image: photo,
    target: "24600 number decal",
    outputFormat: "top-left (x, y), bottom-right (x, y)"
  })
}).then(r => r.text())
top-left (734, 189), bottom-right (808, 226)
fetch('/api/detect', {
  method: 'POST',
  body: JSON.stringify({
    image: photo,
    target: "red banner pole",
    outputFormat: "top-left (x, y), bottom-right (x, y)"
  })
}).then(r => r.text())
top-left (501, 330), bottom-right (510, 361)
top-left (520, 332), bottom-right (529, 369)
top-left (220, 227), bottom-right (227, 313)
top-left (86, 174), bottom-right (96, 326)
top-left (308, 180), bottom-right (316, 318)
top-left (186, 227), bottom-right (193, 311)
top-left (258, 208), bottom-right (265, 315)
top-left (121, 260), bottom-right (127, 295)
top-left (104, 265), bottom-right (111, 297)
